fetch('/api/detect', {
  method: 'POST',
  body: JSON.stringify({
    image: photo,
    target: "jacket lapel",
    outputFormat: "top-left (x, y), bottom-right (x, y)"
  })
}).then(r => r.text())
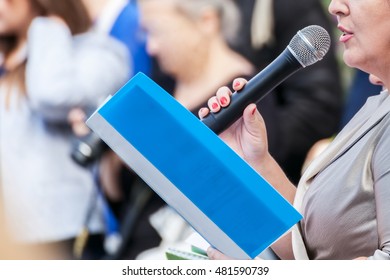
top-left (292, 90), bottom-right (390, 259)
top-left (302, 90), bottom-right (390, 183)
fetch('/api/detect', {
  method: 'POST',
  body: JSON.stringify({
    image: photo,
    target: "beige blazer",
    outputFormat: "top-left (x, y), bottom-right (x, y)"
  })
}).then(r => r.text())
top-left (292, 89), bottom-right (390, 259)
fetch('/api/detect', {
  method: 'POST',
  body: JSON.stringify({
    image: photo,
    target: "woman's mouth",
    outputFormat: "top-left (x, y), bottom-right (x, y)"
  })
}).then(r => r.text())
top-left (338, 25), bottom-right (354, 43)
top-left (340, 32), bottom-right (354, 43)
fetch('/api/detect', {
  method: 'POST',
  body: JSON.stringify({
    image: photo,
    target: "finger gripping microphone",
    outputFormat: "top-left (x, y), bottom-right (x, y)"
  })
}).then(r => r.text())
top-left (201, 25), bottom-right (331, 134)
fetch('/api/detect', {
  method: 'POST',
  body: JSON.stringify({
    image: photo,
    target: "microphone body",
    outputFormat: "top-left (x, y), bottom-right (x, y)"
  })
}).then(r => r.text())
top-left (202, 48), bottom-right (302, 134)
top-left (201, 25), bottom-right (331, 134)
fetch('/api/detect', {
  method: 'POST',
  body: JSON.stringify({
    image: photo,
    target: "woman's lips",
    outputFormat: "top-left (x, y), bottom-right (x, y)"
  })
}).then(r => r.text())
top-left (337, 25), bottom-right (354, 43)
top-left (340, 33), bottom-right (353, 43)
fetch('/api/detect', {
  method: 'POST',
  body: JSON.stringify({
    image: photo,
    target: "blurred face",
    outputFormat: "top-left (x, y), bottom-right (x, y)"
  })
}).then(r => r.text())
top-left (139, 0), bottom-right (207, 78)
top-left (0, 0), bottom-right (36, 37)
top-left (328, 0), bottom-right (390, 76)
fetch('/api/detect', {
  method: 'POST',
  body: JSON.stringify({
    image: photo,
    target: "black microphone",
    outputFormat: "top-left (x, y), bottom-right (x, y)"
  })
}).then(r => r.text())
top-left (201, 25), bottom-right (331, 134)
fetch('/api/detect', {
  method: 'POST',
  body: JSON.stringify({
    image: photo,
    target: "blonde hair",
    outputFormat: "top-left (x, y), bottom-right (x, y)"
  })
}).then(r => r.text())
top-left (180, 0), bottom-right (241, 46)
top-left (142, 0), bottom-right (241, 47)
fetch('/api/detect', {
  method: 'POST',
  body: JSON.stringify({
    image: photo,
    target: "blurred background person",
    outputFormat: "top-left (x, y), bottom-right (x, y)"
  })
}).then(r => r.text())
top-left (0, 190), bottom-right (63, 259)
top-left (232, 0), bottom-right (344, 184)
top-left (68, 0), bottom-right (165, 260)
top-left (132, 0), bottom-right (344, 259)
top-left (135, 0), bottom-right (281, 259)
top-left (139, 0), bottom-right (256, 112)
top-left (75, 0), bottom-right (258, 260)
top-left (82, 0), bottom-right (151, 75)
top-left (0, 0), bottom-right (129, 259)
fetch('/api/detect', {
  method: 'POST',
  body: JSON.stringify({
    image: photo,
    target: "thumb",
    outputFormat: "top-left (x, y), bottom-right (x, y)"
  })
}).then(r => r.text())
top-left (242, 104), bottom-right (265, 137)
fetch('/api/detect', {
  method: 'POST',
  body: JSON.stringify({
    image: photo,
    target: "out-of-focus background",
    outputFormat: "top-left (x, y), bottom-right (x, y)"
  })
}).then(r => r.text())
top-left (0, 0), bottom-right (382, 260)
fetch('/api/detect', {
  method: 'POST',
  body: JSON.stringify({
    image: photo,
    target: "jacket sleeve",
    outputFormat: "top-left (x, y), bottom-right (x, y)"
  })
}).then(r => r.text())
top-left (26, 17), bottom-right (131, 123)
top-left (370, 115), bottom-right (390, 260)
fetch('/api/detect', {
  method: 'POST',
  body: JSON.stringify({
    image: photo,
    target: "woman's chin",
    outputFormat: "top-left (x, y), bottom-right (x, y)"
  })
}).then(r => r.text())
top-left (343, 53), bottom-right (366, 71)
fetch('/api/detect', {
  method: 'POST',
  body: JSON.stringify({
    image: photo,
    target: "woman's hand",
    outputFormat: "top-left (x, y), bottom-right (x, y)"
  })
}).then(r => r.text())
top-left (200, 78), bottom-right (298, 259)
top-left (198, 78), bottom-right (269, 169)
top-left (68, 108), bottom-right (90, 137)
top-left (354, 256), bottom-right (368, 260)
top-left (68, 108), bottom-right (125, 202)
top-left (207, 247), bottom-right (235, 260)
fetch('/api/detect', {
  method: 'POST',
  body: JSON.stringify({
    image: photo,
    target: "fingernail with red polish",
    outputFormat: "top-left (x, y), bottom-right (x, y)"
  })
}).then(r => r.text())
top-left (212, 103), bottom-right (219, 110)
top-left (251, 107), bottom-right (257, 116)
top-left (220, 97), bottom-right (227, 106)
top-left (234, 81), bottom-right (240, 88)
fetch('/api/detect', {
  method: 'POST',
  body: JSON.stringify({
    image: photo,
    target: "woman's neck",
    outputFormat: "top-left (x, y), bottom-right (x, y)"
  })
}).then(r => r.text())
top-left (174, 42), bottom-right (255, 111)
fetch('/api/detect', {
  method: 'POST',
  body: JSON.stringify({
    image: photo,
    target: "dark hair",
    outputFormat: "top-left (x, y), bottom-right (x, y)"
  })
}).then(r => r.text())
top-left (0, 0), bottom-right (92, 101)
top-left (32, 0), bottom-right (92, 35)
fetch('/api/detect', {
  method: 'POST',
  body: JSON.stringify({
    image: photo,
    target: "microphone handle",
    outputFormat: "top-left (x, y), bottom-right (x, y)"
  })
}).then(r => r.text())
top-left (201, 48), bottom-right (303, 134)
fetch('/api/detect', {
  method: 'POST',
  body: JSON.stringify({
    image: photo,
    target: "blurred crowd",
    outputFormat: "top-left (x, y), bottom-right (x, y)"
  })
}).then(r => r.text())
top-left (0, 0), bottom-right (382, 260)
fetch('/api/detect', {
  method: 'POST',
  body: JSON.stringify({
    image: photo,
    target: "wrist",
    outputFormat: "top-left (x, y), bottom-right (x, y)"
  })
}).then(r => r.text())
top-left (250, 153), bottom-right (296, 204)
top-left (248, 152), bottom-right (274, 175)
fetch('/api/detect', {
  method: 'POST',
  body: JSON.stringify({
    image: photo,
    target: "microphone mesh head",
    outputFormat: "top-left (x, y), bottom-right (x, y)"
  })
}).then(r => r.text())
top-left (288, 25), bottom-right (331, 67)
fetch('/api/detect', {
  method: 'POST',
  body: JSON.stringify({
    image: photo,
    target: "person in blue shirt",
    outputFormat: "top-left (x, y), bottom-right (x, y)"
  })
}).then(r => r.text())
top-left (77, 0), bottom-right (164, 259)
top-left (83, 0), bottom-right (151, 76)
